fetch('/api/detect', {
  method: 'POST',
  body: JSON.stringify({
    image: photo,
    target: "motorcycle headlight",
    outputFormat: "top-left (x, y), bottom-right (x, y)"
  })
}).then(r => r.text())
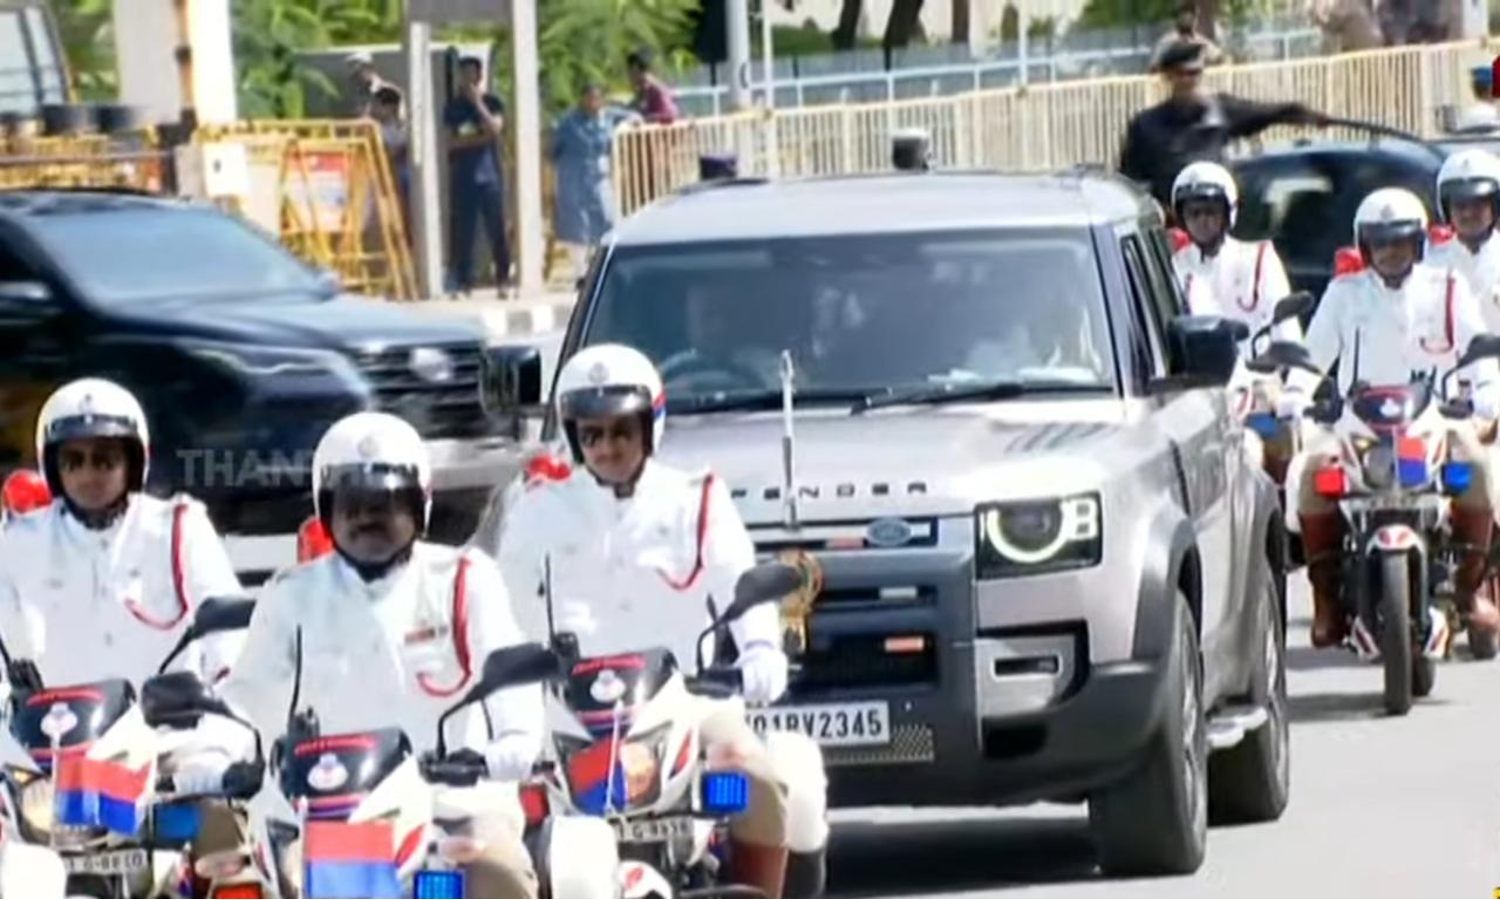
top-left (1361, 443), bottom-right (1395, 490)
top-left (17, 771), bottom-right (54, 842)
top-left (975, 493), bottom-right (1102, 578)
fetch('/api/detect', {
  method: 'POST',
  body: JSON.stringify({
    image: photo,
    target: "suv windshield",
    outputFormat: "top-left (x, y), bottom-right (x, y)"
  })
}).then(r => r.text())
top-left (26, 206), bottom-right (326, 304)
top-left (582, 228), bottom-right (1118, 411)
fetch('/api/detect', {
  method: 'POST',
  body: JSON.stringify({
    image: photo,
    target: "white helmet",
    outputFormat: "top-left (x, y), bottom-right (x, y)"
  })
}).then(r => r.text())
top-left (554, 344), bottom-right (665, 462)
top-left (1435, 148), bottom-right (1500, 223)
top-left (1171, 161), bottom-right (1240, 228)
top-left (1353, 187), bottom-right (1430, 263)
top-left (311, 411), bottom-right (432, 531)
top-left (35, 378), bottom-right (150, 496)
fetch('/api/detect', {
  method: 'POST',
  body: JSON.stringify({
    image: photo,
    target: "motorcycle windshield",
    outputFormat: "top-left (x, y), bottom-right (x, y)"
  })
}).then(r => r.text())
top-left (564, 649), bottom-right (676, 737)
top-left (1350, 383), bottom-right (1432, 432)
top-left (10, 679), bottom-right (135, 772)
top-left (280, 728), bottom-right (412, 820)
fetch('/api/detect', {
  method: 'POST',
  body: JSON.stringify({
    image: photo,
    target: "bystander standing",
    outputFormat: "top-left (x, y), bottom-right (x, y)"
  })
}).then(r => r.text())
top-left (443, 55), bottom-right (511, 296)
top-left (551, 84), bottom-right (640, 280)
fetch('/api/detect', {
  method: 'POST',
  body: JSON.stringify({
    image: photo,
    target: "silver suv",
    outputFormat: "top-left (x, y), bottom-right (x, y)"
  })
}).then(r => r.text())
top-left (486, 169), bottom-right (1291, 876)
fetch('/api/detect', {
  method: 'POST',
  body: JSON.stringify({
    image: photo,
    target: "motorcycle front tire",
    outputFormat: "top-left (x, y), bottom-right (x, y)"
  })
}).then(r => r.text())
top-left (1379, 553), bottom-right (1414, 716)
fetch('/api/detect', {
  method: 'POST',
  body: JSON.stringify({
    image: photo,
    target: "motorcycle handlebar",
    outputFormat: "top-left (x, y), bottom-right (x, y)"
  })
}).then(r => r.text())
top-left (686, 666), bottom-right (742, 698)
top-left (420, 754), bottom-right (489, 788)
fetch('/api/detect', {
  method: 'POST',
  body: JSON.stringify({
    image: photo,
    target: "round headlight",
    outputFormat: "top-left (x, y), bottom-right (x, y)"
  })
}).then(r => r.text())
top-left (1363, 444), bottom-right (1395, 489)
top-left (997, 502), bottom-right (1064, 554)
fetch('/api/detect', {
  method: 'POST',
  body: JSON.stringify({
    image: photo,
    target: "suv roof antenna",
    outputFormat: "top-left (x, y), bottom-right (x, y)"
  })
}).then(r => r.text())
top-left (779, 350), bottom-right (800, 531)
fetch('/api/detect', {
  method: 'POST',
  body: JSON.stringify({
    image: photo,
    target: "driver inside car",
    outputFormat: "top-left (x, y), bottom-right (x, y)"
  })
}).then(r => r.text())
top-left (0, 378), bottom-right (256, 863)
top-left (1286, 187), bottom-right (1500, 649)
top-left (221, 411), bottom-right (544, 899)
top-left (658, 280), bottom-right (794, 389)
top-left (495, 343), bottom-right (830, 899)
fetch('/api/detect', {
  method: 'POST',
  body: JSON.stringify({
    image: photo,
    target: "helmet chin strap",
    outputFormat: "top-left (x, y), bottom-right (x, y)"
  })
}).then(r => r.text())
top-left (588, 457), bottom-right (648, 499)
top-left (62, 493), bottom-right (128, 531)
top-left (335, 541), bottom-right (415, 583)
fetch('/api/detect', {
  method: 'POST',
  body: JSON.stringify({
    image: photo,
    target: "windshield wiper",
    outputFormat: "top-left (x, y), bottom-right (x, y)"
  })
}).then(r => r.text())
top-left (674, 389), bottom-right (869, 415)
top-left (851, 379), bottom-right (1106, 413)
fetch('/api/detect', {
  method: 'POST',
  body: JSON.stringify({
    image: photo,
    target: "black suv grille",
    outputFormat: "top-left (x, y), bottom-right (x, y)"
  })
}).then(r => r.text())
top-left (353, 343), bottom-right (491, 440)
top-left (794, 634), bottom-right (937, 690)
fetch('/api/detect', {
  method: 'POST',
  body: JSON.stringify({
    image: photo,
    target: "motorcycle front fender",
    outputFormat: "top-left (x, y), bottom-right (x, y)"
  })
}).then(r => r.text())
top-left (537, 814), bottom-right (619, 899)
top-left (1366, 524), bottom-right (1425, 555)
top-left (0, 840), bottom-right (67, 898)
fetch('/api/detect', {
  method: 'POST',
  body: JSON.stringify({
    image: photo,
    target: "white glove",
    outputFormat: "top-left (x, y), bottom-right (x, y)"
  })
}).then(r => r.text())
top-left (168, 758), bottom-right (229, 796)
top-left (1475, 391), bottom-right (1500, 423)
top-left (1275, 388), bottom-right (1310, 421)
top-left (484, 734), bottom-right (538, 784)
top-left (737, 643), bottom-right (789, 707)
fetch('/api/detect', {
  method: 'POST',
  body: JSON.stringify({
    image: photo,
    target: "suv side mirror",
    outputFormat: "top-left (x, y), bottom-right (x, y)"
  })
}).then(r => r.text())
top-left (482, 345), bottom-right (544, 413)
top-left (1167, 315), bottom-right (1249, 387)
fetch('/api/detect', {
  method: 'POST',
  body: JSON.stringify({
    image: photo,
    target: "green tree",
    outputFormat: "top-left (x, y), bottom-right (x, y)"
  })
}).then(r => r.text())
top-left (52, 0), bottom-right (117, 101)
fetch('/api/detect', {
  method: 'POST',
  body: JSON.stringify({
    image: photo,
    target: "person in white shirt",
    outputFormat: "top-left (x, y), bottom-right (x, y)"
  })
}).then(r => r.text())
top-left (1289, 188), bottom-right (1500, 648)
top-left (496, 344), bottom-right (830, 898)
top-left (1427, 148), bottom-right (1500, 331)
top-left (222, 412), bottom-right (543, 898)
top-left (1170, 161), bottom-right (1303, 483)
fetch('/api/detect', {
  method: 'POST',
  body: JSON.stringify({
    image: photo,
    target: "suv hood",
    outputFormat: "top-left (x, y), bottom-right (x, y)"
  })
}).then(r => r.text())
top-left (655, 401), bottom-right (1131, 524)
top-left (111, 294), bottom-right (482, 350)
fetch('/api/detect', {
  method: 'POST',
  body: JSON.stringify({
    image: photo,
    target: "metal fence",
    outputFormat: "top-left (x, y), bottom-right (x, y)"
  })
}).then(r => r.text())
top-left (612, 37), bottom-right (1499, 217)
top-left (672, 19), bottom-right (1325, 116)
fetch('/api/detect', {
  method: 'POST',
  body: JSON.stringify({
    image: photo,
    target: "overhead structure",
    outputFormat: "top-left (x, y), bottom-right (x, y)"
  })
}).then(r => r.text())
top-left (112, 0), bottom-right (238, 126)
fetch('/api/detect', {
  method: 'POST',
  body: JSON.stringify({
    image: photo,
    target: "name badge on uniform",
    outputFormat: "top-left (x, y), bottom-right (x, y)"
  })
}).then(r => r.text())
top-left (404, 623), bottom-right (451, 647)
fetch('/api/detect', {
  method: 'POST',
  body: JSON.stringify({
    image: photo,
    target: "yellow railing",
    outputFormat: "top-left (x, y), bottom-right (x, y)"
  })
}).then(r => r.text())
top-left (612, 38), bottom-right (1500, 217)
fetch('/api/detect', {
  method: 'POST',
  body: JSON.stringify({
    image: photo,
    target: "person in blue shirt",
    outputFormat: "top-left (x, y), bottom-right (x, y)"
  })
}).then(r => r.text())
top-left (444, 56), bottom-right (510, 294)
top-left (550, 84), bottom-right (639, 279)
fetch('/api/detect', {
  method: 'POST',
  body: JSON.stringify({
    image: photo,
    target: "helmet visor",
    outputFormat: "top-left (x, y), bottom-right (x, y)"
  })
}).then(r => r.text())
top-left (319, 462), bottom-right (422, 495)
top-left (1441, 177), bottom-right (1499, 207)
top-left (1359, 220), bottom-right (1424, 248)
top-left (44, 414), bottom-right (140, 448)
top-left (559, 385), bottom-right (653, 422)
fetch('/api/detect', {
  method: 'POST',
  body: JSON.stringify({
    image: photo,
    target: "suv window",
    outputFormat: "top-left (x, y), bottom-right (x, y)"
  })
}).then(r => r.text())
top-left (583, 228), bottom-right (1120, 407)
top-left (1120, 235), bottom-right (1168, 377)
top-left (24, 206), bottom-right (323, 303)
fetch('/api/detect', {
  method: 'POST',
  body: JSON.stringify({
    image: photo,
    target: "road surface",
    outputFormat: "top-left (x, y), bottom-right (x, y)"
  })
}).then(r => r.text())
top-left (825, 577), bottom-right (1500, 898)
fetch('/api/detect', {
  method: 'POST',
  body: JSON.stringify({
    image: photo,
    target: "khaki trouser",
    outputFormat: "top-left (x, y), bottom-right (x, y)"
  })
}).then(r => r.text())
top-left (698, 701), bottom-right (790, 848)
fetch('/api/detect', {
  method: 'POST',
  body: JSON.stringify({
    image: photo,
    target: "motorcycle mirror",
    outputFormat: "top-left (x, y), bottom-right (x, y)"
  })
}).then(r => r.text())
top-left (155, 597), bottom-right (256, 675)
top-left (720, 563), bottom-right (802, 626)
top-left (1271, 291), bottom-right (1315, 325)
top-left (1457, 334), bottom-right (1500, 369)
top-left (434, 643), bottom-right (561, 758)
top-left (141, 671), bottom-right (232, 728)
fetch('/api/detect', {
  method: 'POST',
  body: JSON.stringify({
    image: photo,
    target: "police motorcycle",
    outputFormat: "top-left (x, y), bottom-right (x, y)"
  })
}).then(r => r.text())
top-left (0, 597), bottom-right (266, 898)
top-left (489, 561), bottom-right (807, 900)
top-left (245, 634), bottom-right (616, 900)
top-left (1237, 292), bottom-right (1319, 559)
top-left (1253, 333), bottom-right (1500, 715)
top-left (0, 704), bottom-right (68, 896)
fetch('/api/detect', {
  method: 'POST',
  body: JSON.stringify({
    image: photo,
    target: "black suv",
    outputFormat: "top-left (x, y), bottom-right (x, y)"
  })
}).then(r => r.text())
top-left (0, 190), bottom-right (515, 580)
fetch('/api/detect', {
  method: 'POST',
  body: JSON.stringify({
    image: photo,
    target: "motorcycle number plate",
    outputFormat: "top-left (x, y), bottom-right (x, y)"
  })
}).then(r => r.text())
top-left (746, 700), bottom-right (892, 747)
top-left (62, 847), bottom-right (149, 876)
top-left (614, 816), bottom-right (693, 845)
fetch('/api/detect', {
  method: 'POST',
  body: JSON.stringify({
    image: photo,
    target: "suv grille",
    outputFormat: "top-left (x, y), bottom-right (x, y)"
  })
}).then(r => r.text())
top-left (353, 343), bottom-right (490, 440)
top-left (794, 634), bottom-right (937, 690)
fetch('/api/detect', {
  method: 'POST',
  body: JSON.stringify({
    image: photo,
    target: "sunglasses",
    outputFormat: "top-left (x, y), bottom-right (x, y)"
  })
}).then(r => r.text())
top-left (59, 447), bottom-right (125, 471)
top-left (577, 420), bottom-right (642, 448)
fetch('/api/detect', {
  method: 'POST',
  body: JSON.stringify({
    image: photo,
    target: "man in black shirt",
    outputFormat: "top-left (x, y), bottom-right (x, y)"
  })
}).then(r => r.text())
top-left (444, 55), bottom-right (511, 294)
top-left (1119, 40), bottom-right (1330, 212)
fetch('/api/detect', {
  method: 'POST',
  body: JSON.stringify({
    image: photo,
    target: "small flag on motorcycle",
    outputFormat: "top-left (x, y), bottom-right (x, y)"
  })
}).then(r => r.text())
top-left (1396, 436), bottom-right (1427, 488)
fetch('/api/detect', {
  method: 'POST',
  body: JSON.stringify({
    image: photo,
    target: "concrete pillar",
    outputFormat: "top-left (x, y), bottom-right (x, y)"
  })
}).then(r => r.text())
top-left (510, 0), bottom-right (545, 295)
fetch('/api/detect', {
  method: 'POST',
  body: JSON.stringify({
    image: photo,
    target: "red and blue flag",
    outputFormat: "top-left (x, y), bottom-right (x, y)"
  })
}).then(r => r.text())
top-left (566, 739), bottom-right (629, 816)
top-left (304, 819), bottom-right (403, 898)
top-left (1397, 435), bottom-right (1428, 487)
top-left (54, 754), bottom-right (152, 836)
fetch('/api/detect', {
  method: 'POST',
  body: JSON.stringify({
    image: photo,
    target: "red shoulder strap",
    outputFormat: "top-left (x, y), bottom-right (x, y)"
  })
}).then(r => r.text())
top-left (416, 554), bottom-right (473, 698)
top-left (1446, 273), bottom-right (1456, 349)
top-left (1251, 242), bottom-right (1268, 310)
top-left (658, 475), bottom-right (715, 592)
top-left (126, 501), bottom-right (191, 631)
